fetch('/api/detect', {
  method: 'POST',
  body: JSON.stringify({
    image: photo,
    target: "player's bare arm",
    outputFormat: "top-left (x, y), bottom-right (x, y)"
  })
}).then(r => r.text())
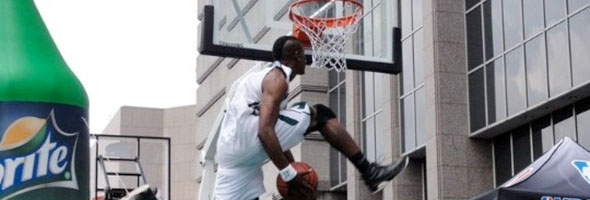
top-left (258, 68), bottom-right (313, 199)
top-left (257, 68), bottom-right (290, 169)
top-left (284, 150), bottom-right (295, 163)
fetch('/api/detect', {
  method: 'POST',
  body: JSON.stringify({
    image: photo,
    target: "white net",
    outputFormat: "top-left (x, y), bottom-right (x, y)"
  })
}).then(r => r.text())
top-left (290, 0), bottom-right (363, 72)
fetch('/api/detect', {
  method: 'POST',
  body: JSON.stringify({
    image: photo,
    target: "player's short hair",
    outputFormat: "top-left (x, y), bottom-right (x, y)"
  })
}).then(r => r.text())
top-left (272, 36), bottom-right (299, 61)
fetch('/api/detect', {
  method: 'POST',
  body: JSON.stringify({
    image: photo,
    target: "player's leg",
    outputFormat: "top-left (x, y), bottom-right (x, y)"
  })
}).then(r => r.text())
top-left (307, 104), bottom-right (359, 158)
top-left (272, 102), bottom-right (313, 151)
top-left (309, 104), bottom-right (409, 192)
top-left (272, 102), bottom-right (408, 192)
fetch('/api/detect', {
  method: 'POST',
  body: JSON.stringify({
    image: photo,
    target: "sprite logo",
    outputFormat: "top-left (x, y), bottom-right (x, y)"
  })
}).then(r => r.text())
top-left (0, 110), bottom-right (79, 199)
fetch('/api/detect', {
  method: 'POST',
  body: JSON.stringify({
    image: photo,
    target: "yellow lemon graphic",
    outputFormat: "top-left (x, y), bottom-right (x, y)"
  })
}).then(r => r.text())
top-left (1, 117), bottom-right (46, 150)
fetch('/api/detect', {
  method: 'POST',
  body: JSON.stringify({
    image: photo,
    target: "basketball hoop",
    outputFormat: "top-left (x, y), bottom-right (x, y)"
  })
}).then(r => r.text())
top-left (289, 0), bottom-right (363, 72)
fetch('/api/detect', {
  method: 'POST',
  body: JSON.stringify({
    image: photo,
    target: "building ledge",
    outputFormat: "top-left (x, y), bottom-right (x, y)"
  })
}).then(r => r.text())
top-left (402, 144), bottom-right (426, 159)
top-left (470, 82), bottom-right (590, 139)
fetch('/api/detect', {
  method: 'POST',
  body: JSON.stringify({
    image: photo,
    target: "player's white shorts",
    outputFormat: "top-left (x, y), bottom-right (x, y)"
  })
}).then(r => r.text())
top-left (214, 102), bottom-right (312, 200)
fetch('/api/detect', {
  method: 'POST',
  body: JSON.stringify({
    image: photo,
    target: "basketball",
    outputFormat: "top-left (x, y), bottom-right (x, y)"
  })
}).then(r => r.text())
top-left (276, 162), bottom-right (318, 197)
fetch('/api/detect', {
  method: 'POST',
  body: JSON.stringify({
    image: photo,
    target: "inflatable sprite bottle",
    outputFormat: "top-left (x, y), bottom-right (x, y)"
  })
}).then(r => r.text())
top-left (0, 0), bottom-right (89, 199)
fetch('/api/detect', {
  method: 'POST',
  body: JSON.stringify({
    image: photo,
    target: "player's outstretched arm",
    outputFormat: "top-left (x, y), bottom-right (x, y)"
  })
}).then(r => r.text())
top-left (258, 69), bottom-right (313, 199)
top-left (258, 69), bottom-right (290, 170)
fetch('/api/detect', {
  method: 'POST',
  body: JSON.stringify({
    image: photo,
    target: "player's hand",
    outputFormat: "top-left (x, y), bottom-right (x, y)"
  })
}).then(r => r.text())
top-left (285, 170), bottom-right (314, 200)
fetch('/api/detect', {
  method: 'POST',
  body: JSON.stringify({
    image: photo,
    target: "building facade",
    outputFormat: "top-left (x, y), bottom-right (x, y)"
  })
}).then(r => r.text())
top-left (95, 105), bottom-right (198, 200)
top-left (196, 0), bottom-right (590, 199)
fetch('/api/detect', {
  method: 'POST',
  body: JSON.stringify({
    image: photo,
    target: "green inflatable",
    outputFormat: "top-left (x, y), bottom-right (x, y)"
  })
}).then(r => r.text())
top-left (0, 0), bottom-right (89, 199)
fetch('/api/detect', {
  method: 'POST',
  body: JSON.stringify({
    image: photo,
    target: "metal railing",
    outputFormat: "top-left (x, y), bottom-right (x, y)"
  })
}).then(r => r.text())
top-left (91, 134), bottom-right (171, 200)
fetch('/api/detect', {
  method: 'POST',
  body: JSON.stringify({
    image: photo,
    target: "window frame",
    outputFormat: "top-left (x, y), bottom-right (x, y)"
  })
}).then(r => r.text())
top-left (466, 0), bottom-right (590, 134)
top-left (328, 70), bottom-right (348, 190)
top-left (400, 0), bottom-right (426, 155)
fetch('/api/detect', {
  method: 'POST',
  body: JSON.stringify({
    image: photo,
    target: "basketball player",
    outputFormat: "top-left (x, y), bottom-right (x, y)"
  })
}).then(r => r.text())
top-left (214, 36), bottom-right (409, 199)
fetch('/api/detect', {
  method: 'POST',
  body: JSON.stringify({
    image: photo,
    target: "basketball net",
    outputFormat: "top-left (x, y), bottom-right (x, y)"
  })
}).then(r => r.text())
top-left (290, 0), bottom-right (363, 72)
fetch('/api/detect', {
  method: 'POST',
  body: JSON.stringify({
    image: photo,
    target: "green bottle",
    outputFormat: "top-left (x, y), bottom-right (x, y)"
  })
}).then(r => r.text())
top-left (0, 0), bottom-right (89, 199)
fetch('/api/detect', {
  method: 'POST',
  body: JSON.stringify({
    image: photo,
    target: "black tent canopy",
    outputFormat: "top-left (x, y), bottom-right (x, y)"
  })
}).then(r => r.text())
top-left (473, 137), bottom-right (590, 200)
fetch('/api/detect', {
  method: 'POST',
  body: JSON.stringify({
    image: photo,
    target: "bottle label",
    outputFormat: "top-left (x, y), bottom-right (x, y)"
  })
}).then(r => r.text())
top-left (0, 102), bottom-right (88, 199)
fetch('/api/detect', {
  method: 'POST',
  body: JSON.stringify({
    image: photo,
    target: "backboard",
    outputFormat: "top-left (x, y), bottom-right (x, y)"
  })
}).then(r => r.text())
top-left (198, 0), bottom-right (401, 74)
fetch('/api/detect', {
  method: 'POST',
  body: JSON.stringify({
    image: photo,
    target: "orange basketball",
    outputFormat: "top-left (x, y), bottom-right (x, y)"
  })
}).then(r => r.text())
top-left (276, 162), bottom-right (318, 197)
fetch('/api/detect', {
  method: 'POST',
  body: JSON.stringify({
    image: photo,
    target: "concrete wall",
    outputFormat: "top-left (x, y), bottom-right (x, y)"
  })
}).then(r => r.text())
top-left (98, 105), bottom-right (198, 200)
top-left (422, 0), bottom-right (493, 199)
top-left (119, 106), bottom-right (164, 137)
top-left (164, 105), bottom-right (199, 200)
top-left (102, 109), bottom-right (122, 135)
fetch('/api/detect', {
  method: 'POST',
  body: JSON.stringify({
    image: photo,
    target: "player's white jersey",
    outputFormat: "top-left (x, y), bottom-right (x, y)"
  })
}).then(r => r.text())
top-left (216, 62), bottom-right (291, 167)
top-left (214, 62), bottom-right (311, 200)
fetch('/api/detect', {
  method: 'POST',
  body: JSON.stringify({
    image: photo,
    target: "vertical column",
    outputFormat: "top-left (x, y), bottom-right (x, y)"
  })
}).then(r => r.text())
top-left (423, 0), bottom-right (493, 199)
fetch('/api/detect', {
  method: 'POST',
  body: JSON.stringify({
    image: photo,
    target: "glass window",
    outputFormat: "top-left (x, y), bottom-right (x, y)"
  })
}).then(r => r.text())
top-left (545, 0), bottom-right (566, 26)
top-left (375, 112), bottom-right (386, 156)
top-left (363, 118), bottom-right (376, 161)
top-left (363, 73), bottom-right (375, 115)
top-left (363, 71), bottom-right (381, 162)
top-left (494, 134), bottom-right (513, 186)
top-left (402, 94), bottom-right (416, 152)
top-left (402, 0), bottom-right (412, 36)
top-left (547, 22), bottom-right (571, 97)
top-left (330, 148), bottom-right (340, 186)
top-left (363, 72), bottom-right (384, 162)
top-left (569, 9), bottom-right (590, 86)
top-left (523, 0), bottom-right (545, 39)
top-left (484, 0), bottom-right (503, 60)
top-left (512, 126), bottom-right (532, 172)
top-left (339, 83), bottom-right (346, 125)
top-left (330, 89), bottom-right (338, 113)
top-left (553, 106), bottom-right (575, 142)
top-left (466, 0), bottom-right (480, 11)
top-left (568, 0), bottom-right (590, 13)
top-left (416, 88), bottom-right (425, 145)
top-left (525, 35), bottom-right (548, 106)
top-left (486, 59), bottom-right (506, 124)
top-left (467, 7), bottom-right (484, 70)
top-left (469, 68), bottom-right (486, 131)
top-left (576, 97), bottom-right (590, 149)
top-left (329, 69), bottom-right (338, 88)
top-left (532, 116), bottom-right (553, 160)
top-left (329, 85), bottom-right (338, 110)
top-left (503, 0), bottom-right (523, 49)
top-left (413, 0), bottom-right (423, 29)
top-left (339, 147), bottom-right (347, 182)
top-left (402, 38), bottom-right (414, 94)
top-left (374, 73), bottom-right (384, 108)
top-left (328, 71), bottom-right (346, 187)
top-left (414, 29), bottom-right (424, 86)
top-left (505, 47), bottom-right (526, 116)
top-left (400, 0), bottom-right (424, 153)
